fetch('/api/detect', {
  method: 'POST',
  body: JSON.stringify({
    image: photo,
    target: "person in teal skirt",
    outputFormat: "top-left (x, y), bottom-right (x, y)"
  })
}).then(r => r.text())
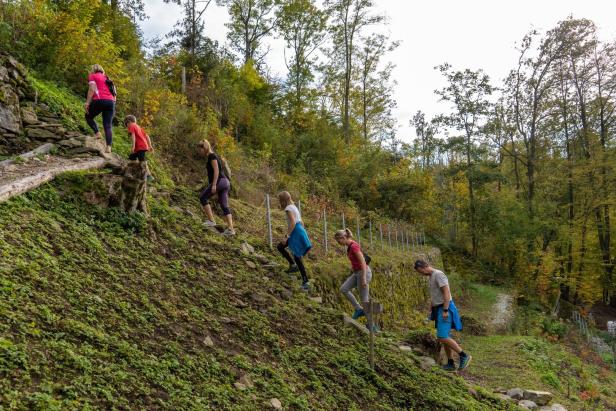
top-left (277, 191), bottom-right (311, 290)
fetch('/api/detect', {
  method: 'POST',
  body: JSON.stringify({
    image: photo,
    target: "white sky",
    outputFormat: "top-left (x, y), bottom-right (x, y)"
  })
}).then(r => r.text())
top-left (140, 0), bottom-right (616, 143)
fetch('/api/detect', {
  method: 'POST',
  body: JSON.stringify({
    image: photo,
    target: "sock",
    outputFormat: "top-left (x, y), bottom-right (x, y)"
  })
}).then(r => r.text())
top-left (459, 351), bottom-right (467, 358)
top-left (447, 359), bottom-right (455, 365)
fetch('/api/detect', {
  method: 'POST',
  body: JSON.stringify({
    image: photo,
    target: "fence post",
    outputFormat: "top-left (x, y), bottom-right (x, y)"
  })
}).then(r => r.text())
top-left (404, 230), bottom-right (408, 252)
top-left (406, 229), bottom-right (410, 251)
top-left (356, 215), bottom-right (361, 246)
top-left (342, 212), bottom-right (346, 230)
top-left (265, 194), bottom-right (273, 249)
top-left (181, 67), bottom-right (186, 94)
top-left (388, 224), bottom-right (392, 249)
top-left (379, 223), bottom-right (384, 251)
top-left (396, 224), bottom-right (399, 251)
top-left (323, 210), bottom-right (328, 253)
top-left (298, 200), bottom-right (302, 216)
top-left (369, 220), bottom-right (373, 247)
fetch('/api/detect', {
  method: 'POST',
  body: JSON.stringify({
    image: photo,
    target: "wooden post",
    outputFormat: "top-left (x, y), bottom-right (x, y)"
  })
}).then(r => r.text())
top-left (181, 67), bottom-right (186, 95)
top-left (406, 230), bottom-right (410, 251)
top-left (366, 300), bottom-right (383, 370)
top-left (388, 224), bottom-right (392, 249)
top-left (298, 199), bottom-right (302, 216)
top-left (323, 211), bottom-right (328, 253)
top-left (379, 223), bottom-right (384, 251)
top-left (369, 220), bottom-right (373, 247)
top-left (266, 194), bottom-right (273, 249)
top-left (369, 300), bottom-right (375, 369)
top-left (342, 212), bottom-right (346, 230)
top-left (395, 224), bottom-right (399, 251)
top-left (356, 215), bottom-right (361, 246)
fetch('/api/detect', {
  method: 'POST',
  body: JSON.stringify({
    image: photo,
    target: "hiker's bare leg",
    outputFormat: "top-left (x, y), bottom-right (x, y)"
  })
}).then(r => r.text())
top-left (442, 343), bottom-right (453, 360)
top-left (438, 338), bottom-right (462, 354)
top-left (224, 213), bottom-right (234, 230)
top-left (202, 204), bottom-right (215, 222)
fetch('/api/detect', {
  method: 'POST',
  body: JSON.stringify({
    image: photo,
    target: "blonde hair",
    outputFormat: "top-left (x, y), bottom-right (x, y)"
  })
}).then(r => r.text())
top-left (124, 115), bottom-right (137, 126)
top-left (278, 191), bottom-right (293, 209)
top-left (197, 139), bottom-right (212, 154)
top-left (334, 228), bottom-right (353, 240)
top-left (91, 64), bottom-right (105, 74)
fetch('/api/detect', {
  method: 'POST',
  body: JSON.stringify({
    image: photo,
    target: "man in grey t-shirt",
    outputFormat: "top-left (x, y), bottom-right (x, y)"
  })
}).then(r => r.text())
top-left (415, 260), bottom-right (472, 371)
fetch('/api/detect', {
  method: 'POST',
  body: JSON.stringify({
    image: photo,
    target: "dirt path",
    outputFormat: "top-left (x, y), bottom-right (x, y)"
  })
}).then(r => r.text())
top-left (0, 155), bottom-right (108, 203)
top-left (492, 293), bottom-right (513, 331)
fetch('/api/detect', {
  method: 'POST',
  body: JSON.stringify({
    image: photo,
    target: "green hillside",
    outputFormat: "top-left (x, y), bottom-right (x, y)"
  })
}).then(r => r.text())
top-left (0, 172), bottom-right (510, 410)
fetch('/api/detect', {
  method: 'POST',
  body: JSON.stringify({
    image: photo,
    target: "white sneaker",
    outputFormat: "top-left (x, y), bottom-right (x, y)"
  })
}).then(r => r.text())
top-left (222, 228), bottom-right (236, 236)
top-left (203, 220), bottom-right (217, 227)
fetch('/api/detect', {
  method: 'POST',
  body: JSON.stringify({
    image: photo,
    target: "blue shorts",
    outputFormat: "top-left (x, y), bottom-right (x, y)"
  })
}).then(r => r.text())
top-left (435, 307), bottom-right (452, 339)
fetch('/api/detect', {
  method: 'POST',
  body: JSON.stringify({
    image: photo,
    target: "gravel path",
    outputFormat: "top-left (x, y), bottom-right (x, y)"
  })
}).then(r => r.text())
top-left (492, 293), bottom-right (513, 331)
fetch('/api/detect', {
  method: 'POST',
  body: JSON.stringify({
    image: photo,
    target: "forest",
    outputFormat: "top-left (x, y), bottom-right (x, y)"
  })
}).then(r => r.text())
top-left (1, 0), bottom-right (614, 311)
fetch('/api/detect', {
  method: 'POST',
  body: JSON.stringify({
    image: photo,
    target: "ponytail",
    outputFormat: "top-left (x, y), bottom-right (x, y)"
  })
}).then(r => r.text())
top-left (197, 139), bottom-right (212, 154)
top-left (334, 228), bottom-right (353, 240)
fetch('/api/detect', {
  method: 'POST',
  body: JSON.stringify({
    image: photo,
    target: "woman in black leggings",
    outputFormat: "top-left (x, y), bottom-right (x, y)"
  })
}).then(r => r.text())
top-left (85, 64), bottom-right (116, 153)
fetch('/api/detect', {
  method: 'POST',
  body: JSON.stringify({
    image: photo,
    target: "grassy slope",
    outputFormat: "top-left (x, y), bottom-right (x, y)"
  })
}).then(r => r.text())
top-left (0, 70), bottom-right (511, 410)
top-left (0, 173), bottom-right (515, 410)
top-left (444, 257), bottom-right (616, 411)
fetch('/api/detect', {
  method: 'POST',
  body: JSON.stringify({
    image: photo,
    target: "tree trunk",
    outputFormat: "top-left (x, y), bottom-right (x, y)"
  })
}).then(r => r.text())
top-left (109, 162), bottom-right (148, 214)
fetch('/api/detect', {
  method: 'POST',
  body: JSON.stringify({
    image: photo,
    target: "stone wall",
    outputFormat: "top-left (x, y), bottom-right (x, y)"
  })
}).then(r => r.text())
top-left (0, 53), bottom-right (103, 158)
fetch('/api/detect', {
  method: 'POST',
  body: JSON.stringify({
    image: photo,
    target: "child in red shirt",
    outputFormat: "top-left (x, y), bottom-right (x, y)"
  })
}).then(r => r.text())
top-left (124, 115), bottom-right (153, 162)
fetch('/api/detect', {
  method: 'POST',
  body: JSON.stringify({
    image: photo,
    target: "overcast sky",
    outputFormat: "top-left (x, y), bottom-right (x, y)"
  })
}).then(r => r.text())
top-left (140, 0), bottom-right (616, 143)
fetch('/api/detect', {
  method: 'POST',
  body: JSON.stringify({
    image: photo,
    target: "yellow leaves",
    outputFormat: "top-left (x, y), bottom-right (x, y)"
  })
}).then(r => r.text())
top-left (142, 88), bottom-right (187, 128)
top-left (239, 61), bottom-right (265, 91)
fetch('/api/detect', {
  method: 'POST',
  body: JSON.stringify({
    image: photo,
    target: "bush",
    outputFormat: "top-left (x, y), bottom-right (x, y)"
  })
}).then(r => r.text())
top-left (541, 317), bottom-right (568, 340)
top-left (461, 314), bottom-right (488, 336)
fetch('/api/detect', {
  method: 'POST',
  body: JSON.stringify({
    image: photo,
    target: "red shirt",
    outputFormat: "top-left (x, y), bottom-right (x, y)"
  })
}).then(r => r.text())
top-left (127, 123), bottom-right (149, 153)
top-left (347, 241), bottom-right (364, 271)
top-left (88, 72), bottom-right (116, 101)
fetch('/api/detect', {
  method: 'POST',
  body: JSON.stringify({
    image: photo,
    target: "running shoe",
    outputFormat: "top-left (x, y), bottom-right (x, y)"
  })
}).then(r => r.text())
top-left (203, 220), bottom-right (217, 227)
top-left (442, 362), bottom-right (456, 372)
top-left (458, 354), bottom-right (472, 371)
top-left (352, 308), bottom-right (365, 320)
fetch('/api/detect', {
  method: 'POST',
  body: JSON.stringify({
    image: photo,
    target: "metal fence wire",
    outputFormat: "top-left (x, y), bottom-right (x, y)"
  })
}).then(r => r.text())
top-left (260, 194), bottom-right (427, 258)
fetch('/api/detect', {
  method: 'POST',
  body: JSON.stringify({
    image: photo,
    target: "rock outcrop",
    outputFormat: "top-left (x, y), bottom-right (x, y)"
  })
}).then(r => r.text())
top-left (0, 53), bottom-right (104, 158)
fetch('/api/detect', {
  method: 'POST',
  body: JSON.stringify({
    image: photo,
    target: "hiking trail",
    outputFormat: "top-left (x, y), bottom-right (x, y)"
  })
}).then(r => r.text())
top-left (492, 292), bottom-right (513, 331)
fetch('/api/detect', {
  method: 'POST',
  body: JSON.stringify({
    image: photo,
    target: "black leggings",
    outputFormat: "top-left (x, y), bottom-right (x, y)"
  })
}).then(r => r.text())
top-left (85, 99), bottom-right (115, 146)
top-left (277, 240), bottom-right (308, 284)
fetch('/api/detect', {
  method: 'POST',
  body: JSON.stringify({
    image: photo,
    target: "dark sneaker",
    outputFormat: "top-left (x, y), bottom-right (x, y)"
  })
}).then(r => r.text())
top-left (458, 354), bottom-right (472, 371)
top-left (352, 308), bottom-right (365, 320)
top-left (442, 363), bottom-right (456, 372)
top-left (365, 323), bottom-right (380, 333)
top-left (285, 265), bottom-right (299, 274)
top-left (300, 282), bottom-right (310, 291)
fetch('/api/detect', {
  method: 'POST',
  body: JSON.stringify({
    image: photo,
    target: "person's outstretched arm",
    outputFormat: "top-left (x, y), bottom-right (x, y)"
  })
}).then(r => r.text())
top-left (440, 284), bottom-right (452, 319)
top-left (211, 158), bottom-right (219, 193)
top-left (85, 82), bottom-right (97, 113)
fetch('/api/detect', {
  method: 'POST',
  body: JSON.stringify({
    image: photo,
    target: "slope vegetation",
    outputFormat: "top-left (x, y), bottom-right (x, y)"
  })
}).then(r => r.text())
top-left (0, 172), bottom-right (512, 410)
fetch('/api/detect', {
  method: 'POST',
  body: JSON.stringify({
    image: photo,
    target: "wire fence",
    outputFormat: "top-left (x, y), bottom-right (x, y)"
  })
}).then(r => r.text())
top-left (571, 309), bottom-right (616, 370)
top-left (260, 195), bottom-right (427, 257)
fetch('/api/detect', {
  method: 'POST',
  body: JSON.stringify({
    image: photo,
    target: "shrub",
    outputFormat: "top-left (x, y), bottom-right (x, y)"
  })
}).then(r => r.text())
top-left (541, 317), bottom-right (568, 340)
